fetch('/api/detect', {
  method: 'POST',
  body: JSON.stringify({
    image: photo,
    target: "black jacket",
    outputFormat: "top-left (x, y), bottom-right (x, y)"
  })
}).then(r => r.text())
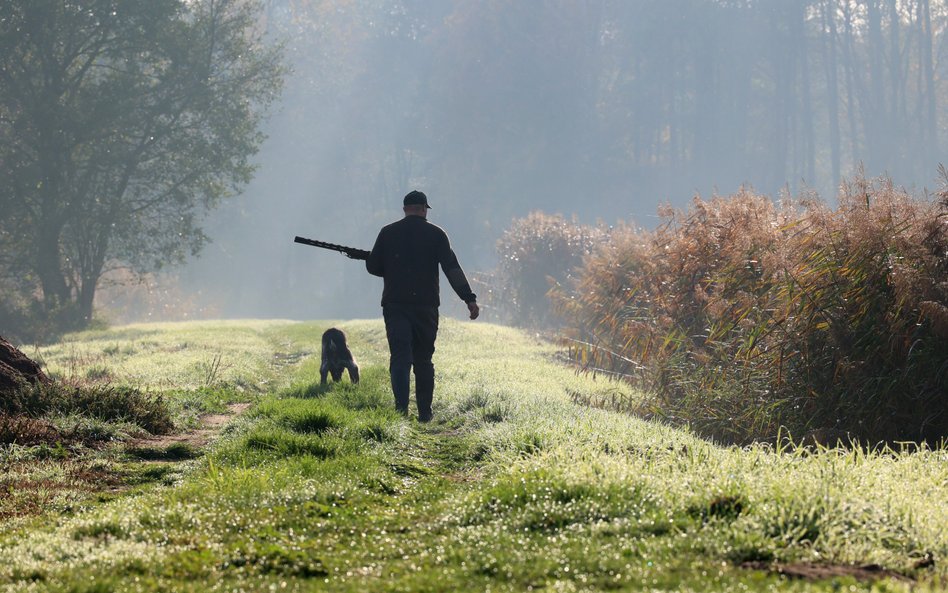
top-left (366, 215), bottom-right (476, 307)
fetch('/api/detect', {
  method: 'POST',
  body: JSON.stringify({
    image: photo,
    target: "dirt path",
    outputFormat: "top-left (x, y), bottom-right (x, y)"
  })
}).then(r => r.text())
top-left (128, 402), bottom-right (251, 451)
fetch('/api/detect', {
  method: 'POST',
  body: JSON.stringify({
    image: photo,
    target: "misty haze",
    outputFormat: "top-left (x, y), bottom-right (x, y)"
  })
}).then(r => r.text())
top-left (167, 1), bottom-right (948, 323)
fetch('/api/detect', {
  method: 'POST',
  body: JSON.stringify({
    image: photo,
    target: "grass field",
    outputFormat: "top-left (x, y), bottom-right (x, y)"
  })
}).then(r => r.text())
top-left (1, 319), bottom-right (945, 592)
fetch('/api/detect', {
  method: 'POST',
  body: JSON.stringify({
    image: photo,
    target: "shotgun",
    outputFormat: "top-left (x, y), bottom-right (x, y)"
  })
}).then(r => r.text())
top-left (293, 236), bottom-right (370, 260)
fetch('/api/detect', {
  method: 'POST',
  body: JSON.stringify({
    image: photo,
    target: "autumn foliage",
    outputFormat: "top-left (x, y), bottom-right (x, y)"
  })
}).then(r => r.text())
top-left (500, 175), bottom-right (948, 444)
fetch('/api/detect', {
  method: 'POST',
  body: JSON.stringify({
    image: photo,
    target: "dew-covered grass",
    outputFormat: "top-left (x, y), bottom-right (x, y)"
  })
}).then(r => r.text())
top-left (0, 321), bottom-right (327, 527)
top-left (0, 318), bottom-right (944, 592)
top-left (29, 319), bottom-right (304, 392)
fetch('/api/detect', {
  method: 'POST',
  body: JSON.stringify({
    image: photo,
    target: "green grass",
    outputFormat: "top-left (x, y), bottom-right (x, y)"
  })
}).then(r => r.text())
top-left (32, 319), bottom-right (302, 391)
top-left (0, 319), bottom-right (944, 592)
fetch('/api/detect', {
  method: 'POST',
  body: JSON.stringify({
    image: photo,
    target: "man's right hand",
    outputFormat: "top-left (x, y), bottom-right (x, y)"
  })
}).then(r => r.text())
top-left (467, 301), bottom-right (480, 320)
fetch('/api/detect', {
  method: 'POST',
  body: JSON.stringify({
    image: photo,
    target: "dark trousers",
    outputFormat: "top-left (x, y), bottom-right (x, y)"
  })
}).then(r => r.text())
top-left (383, 304), bottom-right (439, 419)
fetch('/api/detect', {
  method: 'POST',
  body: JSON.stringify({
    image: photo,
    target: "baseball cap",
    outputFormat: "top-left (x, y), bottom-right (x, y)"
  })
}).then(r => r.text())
top-left (403, 190), bottom-right (431, 209)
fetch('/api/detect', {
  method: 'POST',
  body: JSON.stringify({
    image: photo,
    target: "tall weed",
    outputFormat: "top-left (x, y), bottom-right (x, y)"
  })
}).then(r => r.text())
top-left (553, 174), bottom-right (948, 444)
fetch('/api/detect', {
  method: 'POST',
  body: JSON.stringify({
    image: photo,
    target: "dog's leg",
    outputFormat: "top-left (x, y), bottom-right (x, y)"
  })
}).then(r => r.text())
top-left (347, 361), bottom-right (360, 384)
top-left (320, 361), bottom-right (329, 385)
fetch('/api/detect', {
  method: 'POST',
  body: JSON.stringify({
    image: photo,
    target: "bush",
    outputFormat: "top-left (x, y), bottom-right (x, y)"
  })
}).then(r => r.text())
top-left (491, 212), bottom-right (608, 328)
top-left (555, 174), bottom-right (948, 444)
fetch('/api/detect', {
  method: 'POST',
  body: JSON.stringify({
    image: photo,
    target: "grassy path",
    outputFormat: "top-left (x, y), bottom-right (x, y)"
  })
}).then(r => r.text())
top-left (0, 319), bottom-right (945, 592)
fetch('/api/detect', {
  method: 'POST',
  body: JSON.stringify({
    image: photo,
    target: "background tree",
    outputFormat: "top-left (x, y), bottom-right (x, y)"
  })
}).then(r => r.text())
top-left (0, 0), bottom-right (283, 336)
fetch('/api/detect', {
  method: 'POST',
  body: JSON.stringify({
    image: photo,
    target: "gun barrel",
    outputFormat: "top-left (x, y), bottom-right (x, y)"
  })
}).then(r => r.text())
top-left (294, 236), bottom-right (337, 250)
top-left (293, 236), bottom-right (370, 260)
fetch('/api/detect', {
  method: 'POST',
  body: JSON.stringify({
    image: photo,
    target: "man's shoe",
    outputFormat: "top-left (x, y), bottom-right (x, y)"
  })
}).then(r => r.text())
top-left (418, 412), bottom-right (432, 423)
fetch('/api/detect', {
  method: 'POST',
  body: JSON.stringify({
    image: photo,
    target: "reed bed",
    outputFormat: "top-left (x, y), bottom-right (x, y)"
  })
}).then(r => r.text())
top-left (503, 174), bottom-right (948, 444)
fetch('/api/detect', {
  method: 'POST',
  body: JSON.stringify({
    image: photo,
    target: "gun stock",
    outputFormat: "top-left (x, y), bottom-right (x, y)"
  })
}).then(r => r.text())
top-left (293, 236), bottom-right (370, 260)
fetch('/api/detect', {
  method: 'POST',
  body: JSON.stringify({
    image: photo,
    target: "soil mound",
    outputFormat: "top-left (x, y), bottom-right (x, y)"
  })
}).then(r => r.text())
top-left (0, 336), bottom-right (51, 394)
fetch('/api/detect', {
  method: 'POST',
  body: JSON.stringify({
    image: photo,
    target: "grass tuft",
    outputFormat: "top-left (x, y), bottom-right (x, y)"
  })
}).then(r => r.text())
top-left (242, 427), bottom-right (338, 459)
top-left (0, 382), bottom-right (173, 437)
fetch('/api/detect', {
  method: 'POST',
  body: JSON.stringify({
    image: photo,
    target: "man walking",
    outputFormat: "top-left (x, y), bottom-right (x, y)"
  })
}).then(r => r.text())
top-left (365, 191), bottom-right (479, 422)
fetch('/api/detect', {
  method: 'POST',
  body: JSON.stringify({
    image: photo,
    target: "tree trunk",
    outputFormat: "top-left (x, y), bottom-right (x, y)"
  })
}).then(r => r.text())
top-left (771, 8), bottom-right (791, 192)
top-left (823, 0), bottom-right (842, 192)
top-left (34, 221), bottom-right (71, 308)
top-left (77, 271), bottom-right (100, 325)
top-left (841, 0), bottom-right (864, 165)
top-left (919, 0), bottom-right (937, 157)
top-left (866, 0), bottom-right (888, 173)
top-left (797, 0), bottom-right (816, 186)
top-left (887, 0), bottom-right (908, 177)
top-left (693, 14), bottom-right (716, 179)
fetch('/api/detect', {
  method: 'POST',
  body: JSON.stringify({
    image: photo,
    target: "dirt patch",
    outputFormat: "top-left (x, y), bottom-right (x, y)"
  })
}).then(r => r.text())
top-left (444, 470), bottom-right (483, 484)
top-left (128, 402), bottom-right (250, 451)
top-left (741, 561), bottom-right (914, 583)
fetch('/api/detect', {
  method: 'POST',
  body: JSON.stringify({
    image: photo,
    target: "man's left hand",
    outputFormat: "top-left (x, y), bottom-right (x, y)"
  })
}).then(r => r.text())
top-left (467, 301), bottom-right (480, 320)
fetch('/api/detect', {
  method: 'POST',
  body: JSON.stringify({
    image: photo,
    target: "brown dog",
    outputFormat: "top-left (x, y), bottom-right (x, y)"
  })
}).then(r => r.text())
top-left (320, 327), bottom-right (359, 385)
